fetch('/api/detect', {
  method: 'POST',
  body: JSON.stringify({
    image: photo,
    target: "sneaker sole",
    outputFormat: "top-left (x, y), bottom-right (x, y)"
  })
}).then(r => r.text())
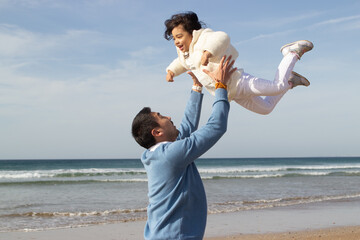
top-left (280, 40), bottom-right (314, 53)
top-left (292, 71), bottom-right (310, 86)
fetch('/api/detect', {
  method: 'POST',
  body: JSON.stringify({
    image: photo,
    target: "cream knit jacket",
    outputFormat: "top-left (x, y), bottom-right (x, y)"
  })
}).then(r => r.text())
top-left (166, 28), bottom-right (243, 101)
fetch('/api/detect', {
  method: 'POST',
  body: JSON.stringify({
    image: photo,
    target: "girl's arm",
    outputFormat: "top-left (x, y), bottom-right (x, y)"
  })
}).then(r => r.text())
top-left (166, 58), bottom-right (187, 81)
top-left (201, 30), bottom-right (231, 65)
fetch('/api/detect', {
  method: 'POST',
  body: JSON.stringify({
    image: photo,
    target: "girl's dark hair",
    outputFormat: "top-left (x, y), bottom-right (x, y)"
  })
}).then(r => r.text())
top-left (131, 107), bottom-right (159, 149)
top-left (164, 11), bottom-right (205, 40)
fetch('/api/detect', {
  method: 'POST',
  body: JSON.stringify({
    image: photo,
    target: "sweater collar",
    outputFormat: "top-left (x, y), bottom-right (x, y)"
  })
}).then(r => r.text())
top-left (190, 28), bottom-right (205, 52)
top-left (149, 141), bottom-right (170, 152)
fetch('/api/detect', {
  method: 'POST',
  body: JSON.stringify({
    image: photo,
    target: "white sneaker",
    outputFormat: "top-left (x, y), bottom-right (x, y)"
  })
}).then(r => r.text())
top-left (281, 40), bottom-right (313, 60)
top-left (289, 71), bottom-right (310, 89)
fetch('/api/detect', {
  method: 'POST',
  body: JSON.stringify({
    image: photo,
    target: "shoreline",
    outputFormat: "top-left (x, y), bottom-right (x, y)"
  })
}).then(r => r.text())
top-left (1, 199), bottom-right (360, 239)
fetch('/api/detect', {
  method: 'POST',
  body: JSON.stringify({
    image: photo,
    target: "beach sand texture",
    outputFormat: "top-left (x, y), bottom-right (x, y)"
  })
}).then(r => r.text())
top-left (1, 224), bottom-right (359, 240)
top-left (207, 226), bottom-right (360, 240)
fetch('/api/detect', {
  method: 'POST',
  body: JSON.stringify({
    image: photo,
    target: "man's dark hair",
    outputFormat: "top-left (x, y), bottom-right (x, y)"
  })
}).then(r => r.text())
top-left (132, 107), bottom-right (159, 149)
top-left (164, 11), bottom-right (205, 40)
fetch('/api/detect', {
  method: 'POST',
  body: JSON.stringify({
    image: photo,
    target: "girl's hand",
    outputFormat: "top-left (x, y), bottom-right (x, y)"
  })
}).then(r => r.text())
top-left (203, 55), bottom-right (236, 86)
top-left (166, 71), bottom-right (174, 82)
top-left (201, 51), bottom-right (212, 66)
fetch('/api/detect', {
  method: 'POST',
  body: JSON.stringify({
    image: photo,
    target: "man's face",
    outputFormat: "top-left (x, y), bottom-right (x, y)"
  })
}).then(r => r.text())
top-left (171, 24), bottom-right (193, 53)
top-left (152, 112), bottom-right (179, 142)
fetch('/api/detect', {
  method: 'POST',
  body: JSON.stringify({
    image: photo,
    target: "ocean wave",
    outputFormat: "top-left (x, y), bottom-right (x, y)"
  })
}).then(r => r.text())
top-left (208, 193), bottom-right (360, 214)
top-left (202, 171), bottom-right (360, 180)
top-left (3, 193), bottom-right (359, 220)
top-left (0, 168), bottom-right (146, 180)
top-left (1, 171), bottom-right (359, 185)
top-left (2, 163), bottom-right (359, 180)
top-left (0, 178), bottom-right (148, 186)
top-left (198, 164), bottom-right (360, 174)
top-left (286, 164), bottom-right (360, 171)
top-left (0, 203), bottom-right (43, 211)
top-left (0, 207), bottom-right (147, 219)
top-left (1, 163), bottom-right (360, 184)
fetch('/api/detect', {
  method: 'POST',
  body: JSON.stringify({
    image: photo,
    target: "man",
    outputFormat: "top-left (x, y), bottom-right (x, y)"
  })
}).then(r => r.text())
top-left (132, 56), bottom-right (236, 240)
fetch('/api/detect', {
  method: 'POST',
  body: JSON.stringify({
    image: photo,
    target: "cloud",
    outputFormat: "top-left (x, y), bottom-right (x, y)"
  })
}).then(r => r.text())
top-left (233, 12), bottom-right (322, 45)
top-left (0, 0), bottom-right (63, 9)
top-left (0, 21), bottom-right (168, 119)
top-left (0, 24), bottom-right (51, 57)
top-left (0, 54), bottom-right (166, 118)
top-left (0, 50), bottom-right (173, 159)
top-left (0, 0), bottom-right (136, 13)
top-left (130, 46), bottom-right (161, 59)
top-left (234, 11), bottom-right (323, 28)
top-left (312, 15), bottom-right (360, 27)
top-left (235, 29), bottom-right (295, 45)
top-left (235, 14), bottom-right (360, 45)
top-left (0, 24), bottom-right (109, 58)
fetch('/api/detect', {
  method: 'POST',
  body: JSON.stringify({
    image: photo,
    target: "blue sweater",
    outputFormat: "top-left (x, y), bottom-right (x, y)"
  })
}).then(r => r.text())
top-left (141, 88), bottom-right (230, 240)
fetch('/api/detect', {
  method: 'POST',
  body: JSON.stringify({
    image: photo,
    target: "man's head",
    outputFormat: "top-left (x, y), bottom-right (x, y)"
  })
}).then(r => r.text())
top-left (132, 107), bottom-right (179, 149)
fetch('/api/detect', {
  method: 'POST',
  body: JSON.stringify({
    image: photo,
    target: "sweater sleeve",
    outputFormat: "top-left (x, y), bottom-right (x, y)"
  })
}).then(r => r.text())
top-left (177, 91), bottom-right (203, 139)
top-left (163, 88), bottom-right (229, 169)
top-left (166, 58), bottom-right (188, 77)
top-left (201, 30), bottom-right (230, 60)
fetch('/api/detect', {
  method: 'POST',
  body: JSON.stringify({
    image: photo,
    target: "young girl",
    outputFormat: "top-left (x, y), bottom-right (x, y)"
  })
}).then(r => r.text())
top-left (164, 11), bottom-right (313, 115)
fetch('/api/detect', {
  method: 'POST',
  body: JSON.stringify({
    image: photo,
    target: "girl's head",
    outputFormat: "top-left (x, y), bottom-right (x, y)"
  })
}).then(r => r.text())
top-left (164, 11), bottom-right (205, 40)
top-left (164, 11), bottom-right (205, 53)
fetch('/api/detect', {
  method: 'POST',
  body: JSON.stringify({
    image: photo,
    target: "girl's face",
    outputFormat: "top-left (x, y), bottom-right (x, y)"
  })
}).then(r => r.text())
top-left (171, 25), bottom-right (193, 52)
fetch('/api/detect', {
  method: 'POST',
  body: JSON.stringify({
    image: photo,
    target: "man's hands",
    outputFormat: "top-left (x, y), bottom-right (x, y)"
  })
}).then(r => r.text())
top-left (203, 55), bottom-right (236, 87)
top-left (187, 71), bottom-right (203, 92)
top-left (167, 55), bottom-right (236, 90)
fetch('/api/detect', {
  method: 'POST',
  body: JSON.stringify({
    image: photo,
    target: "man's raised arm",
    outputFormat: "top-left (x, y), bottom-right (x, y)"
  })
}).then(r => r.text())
top-left (165, 56), bottom-right (237, 167)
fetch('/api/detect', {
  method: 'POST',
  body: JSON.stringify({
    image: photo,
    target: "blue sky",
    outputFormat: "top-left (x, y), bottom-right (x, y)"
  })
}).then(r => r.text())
top-left (0, 0), bottom-right (359, 159)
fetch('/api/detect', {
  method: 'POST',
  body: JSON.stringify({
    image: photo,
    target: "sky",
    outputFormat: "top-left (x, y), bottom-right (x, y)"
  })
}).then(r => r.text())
top-left (0, 0), bottom-right (359, 160)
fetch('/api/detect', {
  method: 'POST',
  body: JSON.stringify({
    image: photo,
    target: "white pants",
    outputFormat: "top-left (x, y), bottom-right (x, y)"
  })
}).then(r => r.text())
top-left (233, 53), bottom-right (298, 115)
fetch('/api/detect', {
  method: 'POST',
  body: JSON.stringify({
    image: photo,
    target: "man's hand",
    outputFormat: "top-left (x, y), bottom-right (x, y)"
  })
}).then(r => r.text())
top-left (201, 51), bottom-right (212, 66)
top-left (187, 71), bottom-right (203, 85)
top-left (166, 71), bottom-right (175, 82)
top-left (203, 55), bottom-right (236, 86)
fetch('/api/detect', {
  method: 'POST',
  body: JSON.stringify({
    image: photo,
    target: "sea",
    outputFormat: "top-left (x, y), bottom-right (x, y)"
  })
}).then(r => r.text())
top-left (1, 157), bottom-right (360, 232)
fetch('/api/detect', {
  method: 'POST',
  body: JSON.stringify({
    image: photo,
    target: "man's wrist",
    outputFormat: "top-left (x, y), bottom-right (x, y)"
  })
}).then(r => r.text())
top-left (192, 85), bottom-right (203, 92)
top-left (215, 82), bottom-right (227, 90)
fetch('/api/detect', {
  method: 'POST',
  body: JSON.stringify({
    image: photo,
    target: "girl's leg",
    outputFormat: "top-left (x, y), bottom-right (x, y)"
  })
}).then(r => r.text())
top-left (233, 53), bottom-right (298, 115)
top-left (233, 40), bottom-right (314, 115)
top-left (234, 95), bottom-right (285, 115)
top-left (236, 53), bottom-right (298, 97)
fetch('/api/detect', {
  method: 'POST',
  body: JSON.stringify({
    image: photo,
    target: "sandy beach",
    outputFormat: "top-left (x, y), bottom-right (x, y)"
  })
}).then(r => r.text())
top-left (2, 225), bottom-right (360, 240)
top-left (2, 199), bottom-right (360, 240)
top-left (206, 226), bottom-right (360, 240)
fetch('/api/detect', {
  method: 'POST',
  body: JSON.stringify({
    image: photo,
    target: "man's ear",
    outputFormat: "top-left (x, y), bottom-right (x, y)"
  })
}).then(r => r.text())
top-left (151, 127), bottom-right (163, 137)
